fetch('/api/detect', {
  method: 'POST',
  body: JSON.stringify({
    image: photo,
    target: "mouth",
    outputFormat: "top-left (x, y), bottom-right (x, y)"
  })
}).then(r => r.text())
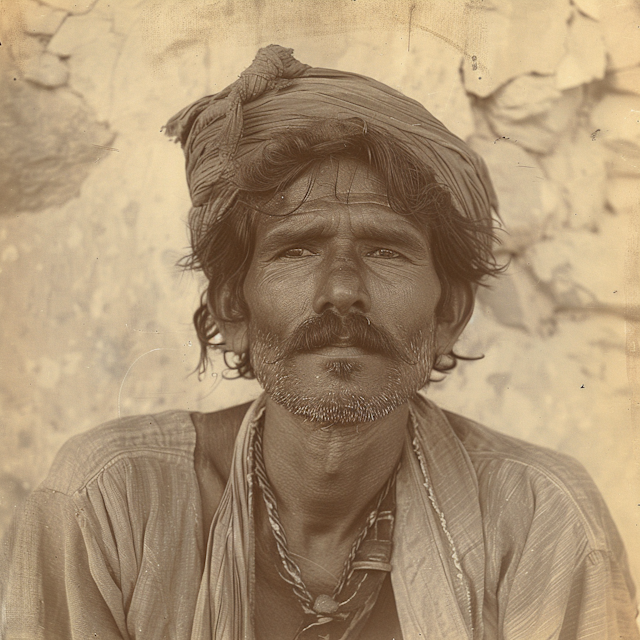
top-left (309, 344), bottom-right (370, 357)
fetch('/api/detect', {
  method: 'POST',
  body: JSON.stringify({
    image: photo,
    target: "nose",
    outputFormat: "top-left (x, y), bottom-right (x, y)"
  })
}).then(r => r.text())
top-left (312, 253), bottom-right (371, 315)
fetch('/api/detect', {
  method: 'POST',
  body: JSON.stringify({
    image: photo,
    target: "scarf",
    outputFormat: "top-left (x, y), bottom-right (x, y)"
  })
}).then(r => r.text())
top-left (164, 45), bottom-right (498, 239)
top-left (190, 393), bottom-right (485, 639)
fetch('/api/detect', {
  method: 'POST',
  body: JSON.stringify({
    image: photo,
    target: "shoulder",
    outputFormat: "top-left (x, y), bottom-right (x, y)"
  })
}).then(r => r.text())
top-left (190, 401), bottom-right (255, 534)
top-left (443, 409), bottom-right (618, 553)
top-left (41, 410), bottom-right (197, 496)
top-left (192, 401), bottom-right (254, 483)
top-left (444, 408), bottom-right (590, 484)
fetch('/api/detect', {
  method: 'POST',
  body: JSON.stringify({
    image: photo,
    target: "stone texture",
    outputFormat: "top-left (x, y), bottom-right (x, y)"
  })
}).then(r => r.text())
top-left (485, 84), bottom-right (584, 155)
top-left (487, 74), bottom-right (563, 121)
top-left (590, 94), bottom-right (640, 176)
top-left (20, 0), bottom-right (68, 35)
top-left (539, 127), bottom-right (607, 228)
top-left (0, 56), bottom-right (114, 213)
top-left (477, 260), bottom-right (557, 335)
top-left (47, 12), bottom-right (112, 57)
top-left (39, 0), bottom-right (97, 15)
top-left (469, 136), bottom-right (559, 249)
top-left (462, 0), bottom-right (572, 97)
top-left (68, 35), bottom-right (123, 121)
top-left (600, 0), bottom-right (640, 70)
top-left (606, 176), bottom-right (640, 213)
top-left (332, 30), bottom-right (474, 140)
top-left (572, 0), bottom-right (600, 20)
top-left (525, 216), bottom-right (629, 309)
top-left (556, 10), bottom-right (606, 90)
top-left (608, 66), bottom-right (640, 95)
top-left (22, 51), bottom-right (69, 87)
top-left (46, 12), bottom-right (126, 121)
top-left (6, 32), bottom-right (46, 72)
top-left (108, 3), bottom-right (209, 133)
top-left (437, 310), bottom-right (632, 455)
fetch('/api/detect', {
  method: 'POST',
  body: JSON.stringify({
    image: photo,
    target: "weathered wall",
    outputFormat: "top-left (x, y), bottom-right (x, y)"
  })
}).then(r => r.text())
top-left (1, 0), bottom-right (638, 586)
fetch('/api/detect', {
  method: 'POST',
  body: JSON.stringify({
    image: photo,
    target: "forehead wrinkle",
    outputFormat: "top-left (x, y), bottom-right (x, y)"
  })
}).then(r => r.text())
top-left (285, 193), bottom-right (392, 211)
top-left (264, 158), bottom-right (388, 214)
top-left (255, 209), bottom-right (333, 247)
top-left (256, 202), bottom-right (431, 256)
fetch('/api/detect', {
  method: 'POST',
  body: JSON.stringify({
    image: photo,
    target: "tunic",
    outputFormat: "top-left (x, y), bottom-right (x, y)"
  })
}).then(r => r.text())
top-left (1, 396), bottom-right (638, 639)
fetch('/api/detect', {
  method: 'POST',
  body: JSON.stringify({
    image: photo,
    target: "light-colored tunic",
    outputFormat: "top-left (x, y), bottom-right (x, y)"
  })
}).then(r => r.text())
top-left (1, 397), bottom-right (638, 639)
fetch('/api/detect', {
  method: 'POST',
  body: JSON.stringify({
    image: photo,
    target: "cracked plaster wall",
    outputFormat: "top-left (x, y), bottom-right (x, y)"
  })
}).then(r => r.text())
top-left (1, 0), bottom-right (639, 586)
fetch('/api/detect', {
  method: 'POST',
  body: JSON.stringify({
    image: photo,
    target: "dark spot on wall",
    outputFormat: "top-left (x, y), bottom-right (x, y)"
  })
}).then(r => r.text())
top-left (17, 430), bottom-right (33, 448)
top-left (0, 52), bottom-right (114, 215)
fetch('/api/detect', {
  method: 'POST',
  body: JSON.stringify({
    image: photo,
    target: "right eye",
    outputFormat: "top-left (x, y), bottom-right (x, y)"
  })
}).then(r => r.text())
top-left (280, 248), bottom-right (316, 258)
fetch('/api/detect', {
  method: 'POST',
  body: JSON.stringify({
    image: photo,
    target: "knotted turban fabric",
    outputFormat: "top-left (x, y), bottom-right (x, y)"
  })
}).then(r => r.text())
top-left (164, 44), bottom-right (499, 235)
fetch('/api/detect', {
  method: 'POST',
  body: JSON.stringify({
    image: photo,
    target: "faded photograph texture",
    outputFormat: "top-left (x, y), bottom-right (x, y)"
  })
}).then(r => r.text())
top-left (0, 0), bottom-right (639, 638)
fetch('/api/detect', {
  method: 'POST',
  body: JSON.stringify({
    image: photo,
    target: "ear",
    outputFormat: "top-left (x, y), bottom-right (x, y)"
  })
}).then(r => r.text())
top-left (207, 287), bottom-right (250, 357)
top-left (434, 282), bottom-right (476, 357)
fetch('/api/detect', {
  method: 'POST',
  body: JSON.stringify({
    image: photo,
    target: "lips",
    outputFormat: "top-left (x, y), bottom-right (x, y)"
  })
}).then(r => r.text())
top-left (310, 345), bottom-right (370, 360)
top-left (313, 343), bottom-right (367, 353)
top-left (309, 336), bottom-right (369, 354)
top-left (328, 337), bottom-right (359, 347)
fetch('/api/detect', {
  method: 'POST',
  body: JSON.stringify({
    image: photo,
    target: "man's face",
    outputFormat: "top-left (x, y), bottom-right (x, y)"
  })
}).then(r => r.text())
top-left (237, 158), bottom-right (448, 423)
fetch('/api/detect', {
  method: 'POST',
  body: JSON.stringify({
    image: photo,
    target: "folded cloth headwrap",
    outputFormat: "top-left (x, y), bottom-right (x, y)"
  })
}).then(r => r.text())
top-left (164, 44), bottom-right (498, 230)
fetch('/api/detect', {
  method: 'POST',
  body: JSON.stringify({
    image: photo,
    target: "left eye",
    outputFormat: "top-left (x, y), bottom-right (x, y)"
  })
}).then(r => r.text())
top-left (281, 248), bottom-right (315, 258)
top-left (367, 248), bottom-right (401, 258)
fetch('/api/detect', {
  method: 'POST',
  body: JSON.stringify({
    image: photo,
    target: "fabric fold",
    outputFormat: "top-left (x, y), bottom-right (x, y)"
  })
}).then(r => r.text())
top-left (190, 397), bottom-right (265, 640)
top-left (392, 393), bottom-right (485, 640)
top-left (191, 392), bottom-right (485, 640)
top-left (164, 45), bottom-right (499, 244)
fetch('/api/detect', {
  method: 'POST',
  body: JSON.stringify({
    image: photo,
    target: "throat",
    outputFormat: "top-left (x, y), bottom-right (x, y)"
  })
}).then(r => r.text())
top-left (259, 397), bottom-right (408, 537)
top-left (253, 400), bottom-right (406, 591)
top-left (252, 412), bottom-right (402, 640)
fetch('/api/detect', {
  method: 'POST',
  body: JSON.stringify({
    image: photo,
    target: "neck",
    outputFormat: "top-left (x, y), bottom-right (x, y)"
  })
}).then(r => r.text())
top-left (261, 397), bottom-right (409, 544)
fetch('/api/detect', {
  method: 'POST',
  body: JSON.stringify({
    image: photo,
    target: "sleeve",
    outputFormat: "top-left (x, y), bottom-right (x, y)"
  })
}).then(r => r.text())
top-left (501, 538), bottom-right (639, 639)
top-left (492, 466), bottom-right (640, 640)
top-left (557, 549), bottom-right (640, 640)
top-left (1, 487), bottom-right (128, 640)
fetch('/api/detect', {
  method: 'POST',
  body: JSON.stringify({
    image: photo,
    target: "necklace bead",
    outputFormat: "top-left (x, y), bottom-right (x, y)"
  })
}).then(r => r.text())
top-left (313, 594), bottom-right (340, 616)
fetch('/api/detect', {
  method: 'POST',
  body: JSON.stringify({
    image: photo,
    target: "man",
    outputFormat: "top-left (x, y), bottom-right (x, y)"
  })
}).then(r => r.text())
top-left (2, 45), bottom-right (638, 640)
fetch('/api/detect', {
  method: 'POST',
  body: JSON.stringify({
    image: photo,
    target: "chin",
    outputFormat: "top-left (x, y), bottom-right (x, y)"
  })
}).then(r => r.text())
top-left (266, 382), bottom-right (418, 424)
top-left (324, 359), bottom-right (363, 382)
top-left (251, 342), bottom-right (434, 424)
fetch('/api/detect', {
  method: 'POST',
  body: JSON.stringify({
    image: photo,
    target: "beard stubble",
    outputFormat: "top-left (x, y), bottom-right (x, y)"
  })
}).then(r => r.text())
top-left (249, 310), bottom-right (436, 424)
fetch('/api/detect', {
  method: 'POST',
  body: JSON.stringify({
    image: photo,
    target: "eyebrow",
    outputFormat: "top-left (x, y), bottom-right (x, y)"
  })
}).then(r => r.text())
top-left (355, 225), bottom-right (429, 255)
top-left (258, 216), bottom-right (429, 256)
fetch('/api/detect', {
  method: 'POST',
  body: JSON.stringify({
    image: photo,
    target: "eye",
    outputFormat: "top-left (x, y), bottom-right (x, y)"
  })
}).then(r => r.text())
top-left (367, 248), bottom-right (402, 259)
top-left (280, 247), bottom-right (316, 258)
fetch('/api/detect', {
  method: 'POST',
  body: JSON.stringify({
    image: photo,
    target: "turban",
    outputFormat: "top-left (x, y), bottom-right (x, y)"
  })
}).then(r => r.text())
top-left (164, 44), bottom-right (498, 233)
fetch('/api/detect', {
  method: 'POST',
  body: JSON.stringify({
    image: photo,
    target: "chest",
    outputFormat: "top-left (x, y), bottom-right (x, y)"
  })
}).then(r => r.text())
top-left (254, 567), bottom-right (403, 640)
top-left (253, 505), bottom-right (403, 640)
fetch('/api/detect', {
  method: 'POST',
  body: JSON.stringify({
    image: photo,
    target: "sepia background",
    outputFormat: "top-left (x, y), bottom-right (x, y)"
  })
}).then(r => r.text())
top-left (0, 0), bottom-right (639, 587)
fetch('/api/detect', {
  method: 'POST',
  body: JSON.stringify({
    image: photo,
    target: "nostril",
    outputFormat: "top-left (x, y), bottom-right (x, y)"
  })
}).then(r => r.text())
top-left (312, 266), bottom-right (371, 316)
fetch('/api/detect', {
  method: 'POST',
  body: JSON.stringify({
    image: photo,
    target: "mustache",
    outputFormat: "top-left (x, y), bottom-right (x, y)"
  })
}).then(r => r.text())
top-left (274, 310), bottom-right (418, 364)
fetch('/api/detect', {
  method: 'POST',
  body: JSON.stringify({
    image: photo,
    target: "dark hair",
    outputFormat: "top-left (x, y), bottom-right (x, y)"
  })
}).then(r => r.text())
top-left (180, 119), bottom-right (503, 378)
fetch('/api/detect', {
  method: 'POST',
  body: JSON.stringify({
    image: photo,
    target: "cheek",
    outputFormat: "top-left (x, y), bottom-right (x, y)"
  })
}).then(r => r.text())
top-left (243, 265), bottom-right (313, 334)
top-left (368, 272), bottom-right (441, 329)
